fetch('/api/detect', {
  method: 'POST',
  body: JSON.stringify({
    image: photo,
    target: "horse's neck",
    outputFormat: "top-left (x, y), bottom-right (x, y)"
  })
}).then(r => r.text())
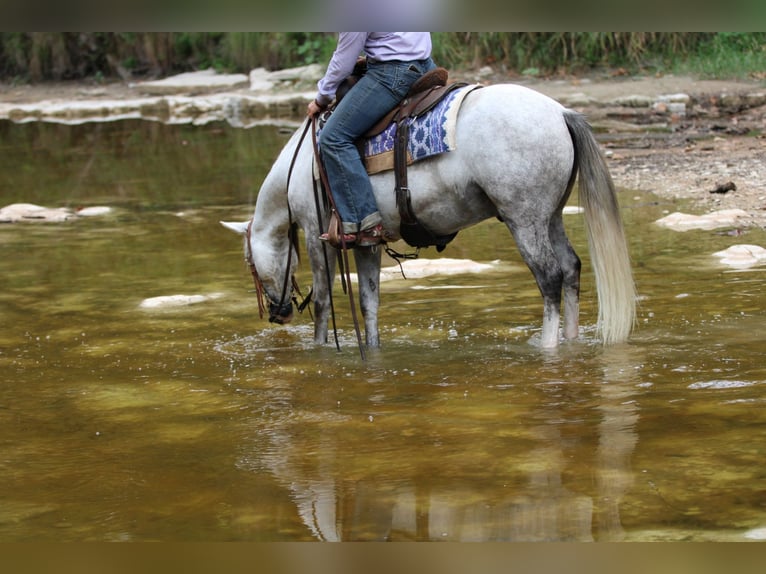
top-left (252, 123), bottom-right (307, 236)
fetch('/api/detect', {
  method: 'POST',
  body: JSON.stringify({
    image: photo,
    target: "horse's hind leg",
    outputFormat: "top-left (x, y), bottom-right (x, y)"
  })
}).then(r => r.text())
top-left (549, 214), bottom-right (581, 339)
top-left (507, 221), bottom-right (564, 348)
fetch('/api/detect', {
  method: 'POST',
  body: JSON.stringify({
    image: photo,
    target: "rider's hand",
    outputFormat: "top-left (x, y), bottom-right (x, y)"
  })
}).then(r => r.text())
top-left (307, 100), bottom-right (324, 117)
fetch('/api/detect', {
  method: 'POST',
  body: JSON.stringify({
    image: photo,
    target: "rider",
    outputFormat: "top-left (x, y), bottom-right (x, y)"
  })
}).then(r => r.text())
top-left (307, 32), bottom-right (436, 247)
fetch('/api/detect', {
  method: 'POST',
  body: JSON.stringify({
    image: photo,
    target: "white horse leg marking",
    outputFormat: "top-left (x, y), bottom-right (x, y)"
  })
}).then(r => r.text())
top-left (541, 306), bottom-right (562, 348)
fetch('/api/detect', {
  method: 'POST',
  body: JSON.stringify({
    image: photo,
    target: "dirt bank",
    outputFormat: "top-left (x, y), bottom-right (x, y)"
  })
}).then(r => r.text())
top-left (2, 71), bottom-right (765, 227)
top-left (509, 72), bottom-right (766, 228)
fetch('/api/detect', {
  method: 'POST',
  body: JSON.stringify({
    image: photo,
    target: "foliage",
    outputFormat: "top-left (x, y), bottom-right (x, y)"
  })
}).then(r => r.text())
top-left (1, 32), bottom-right (764, 82)
top-left (671, 32), bottom-right (766, 79)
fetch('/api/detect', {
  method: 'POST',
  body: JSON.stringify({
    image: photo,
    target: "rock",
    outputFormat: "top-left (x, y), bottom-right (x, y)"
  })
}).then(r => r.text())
top-left (712, 244), bottom-right (766, 269)
top-left (610, 95), bottom-right (654, 108)
top-left (346, 258), bottom-right (503, 284)
top-left (656, 93), bottom-right (691, 104)
top-left (719, 91), bottom-right (766, 110)
top-left (0, 203), bottom-right (113, 223)
top-left (0, 203), bottom-right (74, 223)
top-left (248, 67), bottom-right (276, 92)
top-left (76, 206), bottom-right (112, 216)
top-left (667, 102), bottom-right (686, 116)
top-left (379, 258), bottom-right (501, 282)
top-left (139, 293), bottom-right (224, 309)
top-left (744, 527), bottom-right (766, 540)
top-left (133, 69), bottom-right (250, 96)
top-left (265, 64), bottom-right (324, 83)
top-left (654, 209), bottom-right (751, 231)
top-left (709, 181), bottom-right (736, 195)
top-left (476, 66), bottom-right (494, 78)
top-left (561, 92), bottom-right (598, 107)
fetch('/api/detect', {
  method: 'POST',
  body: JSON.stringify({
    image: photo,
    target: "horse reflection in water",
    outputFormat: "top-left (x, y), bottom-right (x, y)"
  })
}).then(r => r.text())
top-left (222, 83), bottom-right (636, 349)
top-left (235, 347), bottom-right (642, 541)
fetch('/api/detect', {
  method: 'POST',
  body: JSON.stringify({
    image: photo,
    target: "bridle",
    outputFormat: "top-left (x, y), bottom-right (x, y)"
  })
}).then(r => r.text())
top-left (242, 115), bottom-right (366, 359)
top-left (244, 119), bottom-right (312, 324)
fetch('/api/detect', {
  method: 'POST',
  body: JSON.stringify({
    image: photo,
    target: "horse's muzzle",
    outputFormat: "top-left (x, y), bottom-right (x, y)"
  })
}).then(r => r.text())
top-left (268, 301), bottom-right (294, 325)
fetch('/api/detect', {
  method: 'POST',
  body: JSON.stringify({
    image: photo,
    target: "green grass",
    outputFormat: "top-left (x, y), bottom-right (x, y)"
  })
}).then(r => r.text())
top-left (669, 33), bottom-right (766, 79)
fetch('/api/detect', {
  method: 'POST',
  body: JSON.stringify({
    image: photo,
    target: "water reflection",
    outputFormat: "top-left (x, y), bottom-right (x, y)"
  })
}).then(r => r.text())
top-left (1, 119), bottom-right (765, 541)
top-left (224, 334), bottom-right (645, 541)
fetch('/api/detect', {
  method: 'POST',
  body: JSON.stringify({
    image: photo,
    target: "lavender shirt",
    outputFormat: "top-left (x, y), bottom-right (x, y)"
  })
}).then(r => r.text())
top-left (315, 32), bottom-right (432, 107)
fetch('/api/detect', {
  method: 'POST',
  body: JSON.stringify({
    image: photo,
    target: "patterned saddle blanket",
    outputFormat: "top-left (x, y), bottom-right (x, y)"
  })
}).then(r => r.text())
top-left (362, 84), bottom-right (480, 175)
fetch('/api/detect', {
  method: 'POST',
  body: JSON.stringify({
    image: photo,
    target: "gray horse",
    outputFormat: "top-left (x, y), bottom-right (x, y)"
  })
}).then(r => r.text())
top-left (222, 83), bottom-right (636, 349)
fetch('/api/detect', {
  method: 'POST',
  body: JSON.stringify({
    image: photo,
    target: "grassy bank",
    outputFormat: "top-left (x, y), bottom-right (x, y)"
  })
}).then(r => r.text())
top-left (1, 32), bottom-right (764, 83)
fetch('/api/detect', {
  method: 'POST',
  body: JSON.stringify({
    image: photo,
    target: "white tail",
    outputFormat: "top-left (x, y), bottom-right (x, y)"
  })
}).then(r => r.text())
top-left (565, 111), bottom-right (636, 344)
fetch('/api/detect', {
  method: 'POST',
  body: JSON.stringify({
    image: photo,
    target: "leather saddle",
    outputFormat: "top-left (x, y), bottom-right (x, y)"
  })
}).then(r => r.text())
top-left (332, 61), bottom-right (466, 251)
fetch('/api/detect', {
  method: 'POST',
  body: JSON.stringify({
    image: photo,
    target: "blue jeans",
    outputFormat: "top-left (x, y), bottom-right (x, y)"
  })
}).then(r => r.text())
top-left (318, 57), bottom-right (436, 234)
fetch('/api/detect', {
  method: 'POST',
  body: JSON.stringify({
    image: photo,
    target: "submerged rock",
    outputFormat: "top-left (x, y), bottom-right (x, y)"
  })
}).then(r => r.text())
top-left (139, 293), bottom-right (224, 309)
top-left (347, 258), bottom-right (503, 284)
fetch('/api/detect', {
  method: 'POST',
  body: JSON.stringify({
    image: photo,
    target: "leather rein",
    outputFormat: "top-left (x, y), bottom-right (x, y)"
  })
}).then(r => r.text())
top-left (244, 119), bottom-right (312, 323)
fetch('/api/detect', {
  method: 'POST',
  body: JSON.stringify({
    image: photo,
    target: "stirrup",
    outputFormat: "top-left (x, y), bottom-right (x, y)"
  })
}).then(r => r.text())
top-left (357, 224), bottom-right (385, 247)
top-left (319, 231), bottom-right (356, 247)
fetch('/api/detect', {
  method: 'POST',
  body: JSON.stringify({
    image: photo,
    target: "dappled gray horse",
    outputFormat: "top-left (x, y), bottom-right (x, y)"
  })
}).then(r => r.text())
top-left (222, 83), bottom-right (636, 349)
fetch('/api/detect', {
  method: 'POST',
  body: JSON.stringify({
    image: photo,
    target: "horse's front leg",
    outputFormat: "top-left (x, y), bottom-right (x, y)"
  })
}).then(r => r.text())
top-left (306, 237), bottom-right (336, 345)
top-left (353, 247), bottom-right (382, 348)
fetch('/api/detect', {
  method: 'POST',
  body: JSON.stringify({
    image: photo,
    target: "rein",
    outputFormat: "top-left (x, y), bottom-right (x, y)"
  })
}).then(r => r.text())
top-left (310, 115), bottom-right (367, 361)
top-left (244, 218), bottom-right (267, 319)
top-left (245, 119), bottom-right (313, 322)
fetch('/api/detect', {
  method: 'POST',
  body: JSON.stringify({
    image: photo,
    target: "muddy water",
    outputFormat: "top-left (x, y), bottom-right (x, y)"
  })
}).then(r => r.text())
top-left (0, 120), bottom-right (764, 541)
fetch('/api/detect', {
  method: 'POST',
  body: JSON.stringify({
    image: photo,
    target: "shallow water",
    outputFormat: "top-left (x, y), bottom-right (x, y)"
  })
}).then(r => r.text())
top-left (1, 120), bottom-right (764, 541)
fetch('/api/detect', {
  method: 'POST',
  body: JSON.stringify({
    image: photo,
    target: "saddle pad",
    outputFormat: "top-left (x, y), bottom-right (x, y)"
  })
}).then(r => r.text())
top-left (363, 84), bottom-right (481, 175)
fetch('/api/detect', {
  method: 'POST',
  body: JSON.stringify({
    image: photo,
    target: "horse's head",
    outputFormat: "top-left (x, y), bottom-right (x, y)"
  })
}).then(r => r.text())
top-left (220, 219), bottom-right (299, 325)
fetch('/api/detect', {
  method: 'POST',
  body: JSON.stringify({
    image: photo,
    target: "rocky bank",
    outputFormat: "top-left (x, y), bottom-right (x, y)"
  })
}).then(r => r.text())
top-left (1, 65), bottom-right (765, 229)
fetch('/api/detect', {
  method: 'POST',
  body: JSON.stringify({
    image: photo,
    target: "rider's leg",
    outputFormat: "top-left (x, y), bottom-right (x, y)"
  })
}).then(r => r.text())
top-left (318, 58), bottom-right (435, 237)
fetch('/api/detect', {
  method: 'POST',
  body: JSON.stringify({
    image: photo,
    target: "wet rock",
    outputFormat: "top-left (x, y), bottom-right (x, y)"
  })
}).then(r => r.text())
top-left (654, 208), bottom-right (751, 231)
top-left (3, 97), bottom-right (160, 124)
top-left (712, 244), bottom-right (766, 269)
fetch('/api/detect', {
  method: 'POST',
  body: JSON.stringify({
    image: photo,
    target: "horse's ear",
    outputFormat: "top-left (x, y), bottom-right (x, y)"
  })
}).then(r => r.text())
top-left (220, 220), bottom-right (249, 235)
